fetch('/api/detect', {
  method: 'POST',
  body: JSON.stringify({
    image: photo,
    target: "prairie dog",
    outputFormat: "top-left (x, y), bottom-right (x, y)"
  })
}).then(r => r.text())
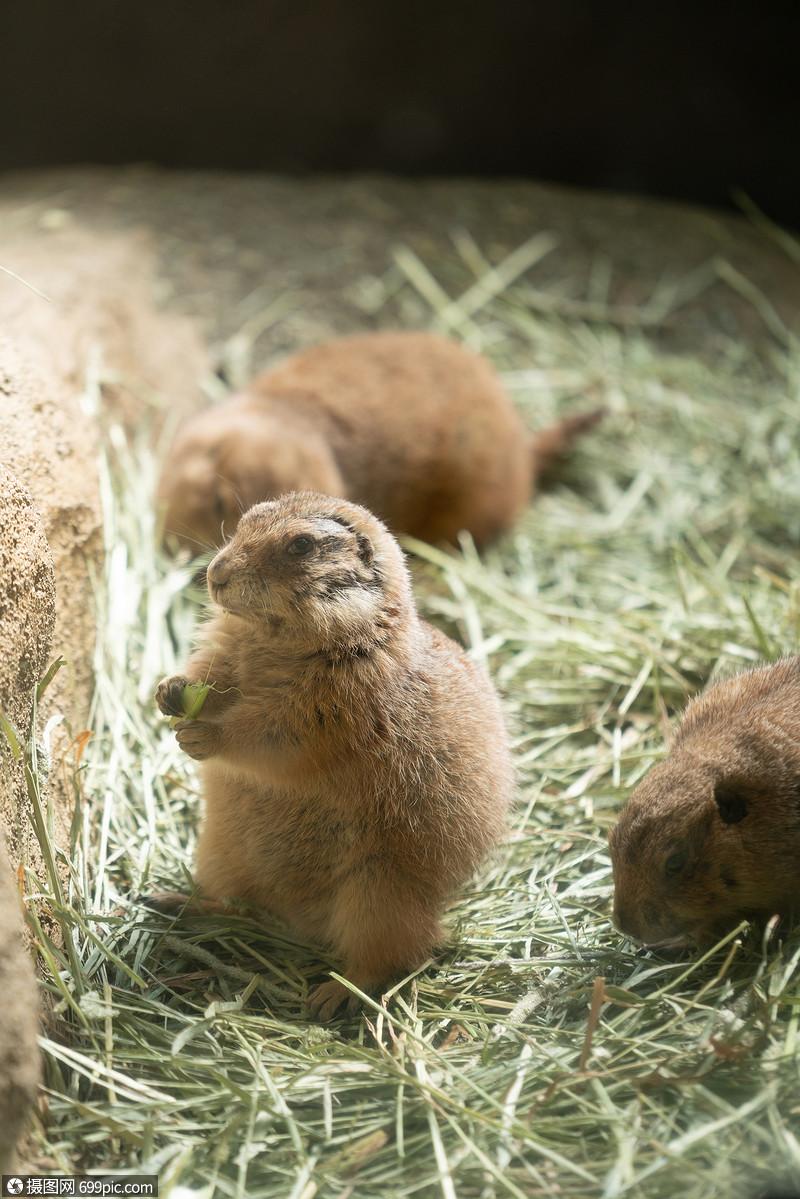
top-left (155, 491), bottom-right (513, 1018)
top-left (158, 330), bottom-right (602, 552)
top-left (610, 657), bottom-right (800, 948)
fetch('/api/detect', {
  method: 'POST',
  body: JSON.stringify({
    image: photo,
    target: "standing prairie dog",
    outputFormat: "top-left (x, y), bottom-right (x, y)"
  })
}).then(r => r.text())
top-left (155, 491), bottom-right (514, 1018)
top-left (158, 330), bottom-right (602, 552)
top-left (610, 657), bottom-right (800, 948)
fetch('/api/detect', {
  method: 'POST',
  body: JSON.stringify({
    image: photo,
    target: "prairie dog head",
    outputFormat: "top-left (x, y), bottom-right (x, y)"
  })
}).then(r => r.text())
top-left (610, 721), bottom-right (800, 948)
top-left (157, 398), bottom-right (344, 553)
top-left (205, 492), bottom-right (412, 650)
top-left (610, 758), bottom-right (746, 947)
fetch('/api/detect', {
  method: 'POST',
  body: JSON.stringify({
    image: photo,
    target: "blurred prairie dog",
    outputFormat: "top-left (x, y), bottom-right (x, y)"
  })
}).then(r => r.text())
top-left (610, 657), bottom-right (800, 948)
top-left (158, 330), bottom-right (602, 552)
top-left (155, 491), bottom-right (513, 1018)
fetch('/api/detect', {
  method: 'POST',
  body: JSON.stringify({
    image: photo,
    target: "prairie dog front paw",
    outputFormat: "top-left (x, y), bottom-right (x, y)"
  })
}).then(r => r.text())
top-left (156, 674), bottom-right (191, 717)
top-left (174, 719), bottom-right (222, 761)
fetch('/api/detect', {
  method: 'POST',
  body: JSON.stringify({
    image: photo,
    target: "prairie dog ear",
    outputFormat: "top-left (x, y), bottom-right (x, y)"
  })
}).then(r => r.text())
top-left (713, 780), bottom-right (749, 825)
top-left (322, 512), bottom-right (377, 564)
top-left (355, 531), bottom-right (374, 566)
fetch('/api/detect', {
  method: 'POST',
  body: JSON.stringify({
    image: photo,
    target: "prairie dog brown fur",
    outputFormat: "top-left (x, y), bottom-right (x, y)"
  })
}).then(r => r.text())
top-left (155, 492), bottom-right (513, 1018)
top-left (158, 330), bottom-right (602, 552)
top-left (610, 657), bottom-right (800, 948)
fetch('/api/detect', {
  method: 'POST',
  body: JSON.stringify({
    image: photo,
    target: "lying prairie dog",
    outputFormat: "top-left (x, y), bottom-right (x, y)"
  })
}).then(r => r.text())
top-left (158, 330), bottom-right (603, 552)
top-left (610, 657), bottom-right (800, 948)
top-left (154, 491), bottom-right (514, 1018)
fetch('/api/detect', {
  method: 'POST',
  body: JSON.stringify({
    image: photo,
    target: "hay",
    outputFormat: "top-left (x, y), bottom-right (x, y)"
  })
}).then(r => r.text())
top-left (20, 237), bottom-right (800, 1197)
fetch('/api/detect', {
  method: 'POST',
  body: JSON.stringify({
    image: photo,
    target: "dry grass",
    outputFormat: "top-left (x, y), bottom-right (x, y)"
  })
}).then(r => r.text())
top-left (15, 233), bottom-right (800, 1197)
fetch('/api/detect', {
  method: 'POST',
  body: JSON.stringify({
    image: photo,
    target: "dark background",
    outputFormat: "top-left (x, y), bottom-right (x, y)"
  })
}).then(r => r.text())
top-left (1, 1), bottom-right (796, 224)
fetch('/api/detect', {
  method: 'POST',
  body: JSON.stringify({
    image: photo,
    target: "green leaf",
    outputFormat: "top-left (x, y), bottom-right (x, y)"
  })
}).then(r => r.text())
top-left (0, 709), bottom-right (22, 759)
top-left (183, 682), bottom-right (211, 719)
top-left (168, 682), bottom-right (211, 727)
top-left (36, 655), bottom-right (66, 701)
top-left (603, 985), bottom-right (648, 1006)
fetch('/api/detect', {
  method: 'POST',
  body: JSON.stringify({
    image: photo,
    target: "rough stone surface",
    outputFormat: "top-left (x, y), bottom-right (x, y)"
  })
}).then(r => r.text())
top-left (0, 467), bottom-right (53, 1171)
top-left (0, 223), bottom-right (210, 762)
top-left (0, 212), bottom-right (210, 1164)
top-left (0, 834), bottom-right (39, 1171)
top-left (0, 461), bottom-right (56, 859)
top-left (0, 335), bottom-right (102, 752)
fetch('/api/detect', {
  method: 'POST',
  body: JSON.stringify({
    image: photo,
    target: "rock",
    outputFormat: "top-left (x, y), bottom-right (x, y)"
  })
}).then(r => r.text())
top-left (0, 223), bottom-right (210, 812)
top-left (0, 466), bottom-right (54, 1171)
top-left (0, 219), bottom-right (209, 1166)
top-left (0, 835), bottom-right (39, 1172)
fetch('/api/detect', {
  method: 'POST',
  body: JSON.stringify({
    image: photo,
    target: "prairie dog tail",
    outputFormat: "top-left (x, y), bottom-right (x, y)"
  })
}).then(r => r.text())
top-left (530, 408), bottom-right (605, 480)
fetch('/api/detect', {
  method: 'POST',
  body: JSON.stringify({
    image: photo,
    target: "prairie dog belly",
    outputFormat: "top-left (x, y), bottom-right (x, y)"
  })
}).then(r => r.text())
top-left (195, 763), bottom-right (369, 941)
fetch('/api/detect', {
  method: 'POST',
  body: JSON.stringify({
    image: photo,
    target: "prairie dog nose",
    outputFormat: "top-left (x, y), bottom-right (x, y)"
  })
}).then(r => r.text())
top-left (207, 552), bottom-right (233, 587)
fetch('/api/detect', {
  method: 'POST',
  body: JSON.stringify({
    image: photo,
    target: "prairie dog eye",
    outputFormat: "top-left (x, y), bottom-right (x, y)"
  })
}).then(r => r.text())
top-left (664, 849), bottom-right (687, 877)
top-left (287, 535), bottom-right (315, 557)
